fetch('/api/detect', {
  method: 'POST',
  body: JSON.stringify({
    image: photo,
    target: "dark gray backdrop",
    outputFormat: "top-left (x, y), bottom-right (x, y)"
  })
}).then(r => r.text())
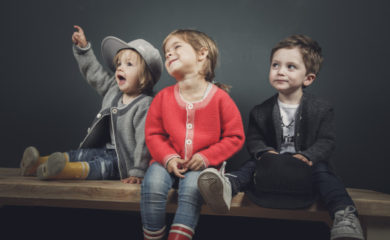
top-left (1, 0), bottom-right (389, 195)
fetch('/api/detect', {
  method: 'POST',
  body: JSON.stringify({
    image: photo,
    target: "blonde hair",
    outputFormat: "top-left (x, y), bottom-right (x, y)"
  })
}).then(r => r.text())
top-left (114, 49), bottom-right (155, 95)
top-left (163, 29), bottom-right (231, 92)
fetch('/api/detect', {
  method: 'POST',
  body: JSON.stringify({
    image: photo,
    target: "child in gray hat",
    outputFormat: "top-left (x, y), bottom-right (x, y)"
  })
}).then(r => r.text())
top-left (19, 25), bottom-right (163, 184)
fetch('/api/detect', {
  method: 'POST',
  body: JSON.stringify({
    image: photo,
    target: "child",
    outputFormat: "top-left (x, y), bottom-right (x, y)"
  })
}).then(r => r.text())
top-left (141, 29), bottom-right (245, 240)
top-left (198, 35), bottom-right (364, 240)
top-left (19, 25), bottom-right (162, 183)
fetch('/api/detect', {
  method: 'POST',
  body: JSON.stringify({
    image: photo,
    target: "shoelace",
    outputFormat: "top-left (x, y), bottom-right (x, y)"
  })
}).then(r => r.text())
top-left (219, 161), bottom-right (227, 175)
top-left (219, 161), bottom-right (230, 183)
top-left (334, 206), bottom-right (358, 229)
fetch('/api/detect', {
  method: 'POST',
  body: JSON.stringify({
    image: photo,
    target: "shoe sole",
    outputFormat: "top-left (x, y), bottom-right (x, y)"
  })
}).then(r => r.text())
top-left (331, 232), bottom-right (364, 240)
top-left (37, 152), bottom-right (67, 180)
top-left (198, 169), bottom-right (230, 214)
top-left (331, 237), bottom-right (364, 240)
top-left (20, 146), bottom-right (39, 176)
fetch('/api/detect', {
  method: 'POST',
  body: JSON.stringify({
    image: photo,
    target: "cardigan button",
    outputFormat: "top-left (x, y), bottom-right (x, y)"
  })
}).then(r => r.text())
top-left (187, 103), bottom-right (193, 109)
top-left (96, 113), bottom-right (102, 118)
top-left (186, 139), bottom-right (192, 145)
top-left (112, 108), bottom-right (118, 114)
top-left (187, 123), bottom-right (193, 129)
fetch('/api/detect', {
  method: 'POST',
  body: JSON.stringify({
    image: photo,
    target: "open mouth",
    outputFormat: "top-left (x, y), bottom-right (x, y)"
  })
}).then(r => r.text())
top-left (117, 74), bottom-right (126, 84)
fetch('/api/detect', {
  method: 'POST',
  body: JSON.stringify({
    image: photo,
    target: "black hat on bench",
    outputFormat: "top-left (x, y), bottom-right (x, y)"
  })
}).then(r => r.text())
top-left (246, 152), bottom-right (316, 209)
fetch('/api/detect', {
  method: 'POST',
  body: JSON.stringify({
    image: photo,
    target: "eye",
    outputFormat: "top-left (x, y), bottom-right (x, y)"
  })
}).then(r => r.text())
top-left (174, 44), bottom-right (181, 49)
top-left (288, 64), bottom-right (296, 70)
top-left (127, 61), bottom-right (132, 67)
top-left (271, 63), bottom-right (279, 68)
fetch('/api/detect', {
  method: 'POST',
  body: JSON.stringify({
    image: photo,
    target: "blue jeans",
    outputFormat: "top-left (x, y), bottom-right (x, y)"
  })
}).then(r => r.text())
top-left (228, 158), bottom-right (355, 217)
top-left (141, 162), bottom-right (203, 231)
top-left (67, 148), bottom-right (120, 180)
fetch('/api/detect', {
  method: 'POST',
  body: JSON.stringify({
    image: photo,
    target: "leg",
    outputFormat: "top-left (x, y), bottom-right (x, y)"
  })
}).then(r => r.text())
top-left (169, 170), bottom-right (203, 240)
top-left (226, 158), bottom-right (256, 195)
top-left (67, 148), bottom-right (119, 180)
top-left (312, 161), bottom-right (355, 216)
top-left (313, 161), bottom-right (364, 240)
top-left (141, 162), bottom-right (173, 240)
top-left (37, 148), bottom-right (119, 180)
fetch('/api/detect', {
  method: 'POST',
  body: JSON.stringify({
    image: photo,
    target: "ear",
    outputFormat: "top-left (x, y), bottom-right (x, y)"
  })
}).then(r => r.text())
top-left (197, 47), bottom-right (209, 61)
top-left (303, 73), bottom-right (316, 87)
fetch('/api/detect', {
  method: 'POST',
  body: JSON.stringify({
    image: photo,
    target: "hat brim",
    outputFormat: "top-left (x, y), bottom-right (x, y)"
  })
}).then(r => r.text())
top-left (246, 188), bottom-right (316, 209)
top-left (101, 36), bottom-right (134, 72)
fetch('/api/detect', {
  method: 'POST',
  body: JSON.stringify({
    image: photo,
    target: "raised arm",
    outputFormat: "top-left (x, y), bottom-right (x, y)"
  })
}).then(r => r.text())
top-left (72, 25), bottom-right (116, 96)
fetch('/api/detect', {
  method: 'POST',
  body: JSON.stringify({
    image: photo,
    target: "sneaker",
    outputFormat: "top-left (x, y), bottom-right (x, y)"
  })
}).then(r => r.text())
top-left (20, 146), bottom-right (40, 176)
top-left (197, 161), bottom-right (232, 213)
top-left (331, 205), bottom-right (364, 240)
top-left (37, 152), bottom-right (67, 180)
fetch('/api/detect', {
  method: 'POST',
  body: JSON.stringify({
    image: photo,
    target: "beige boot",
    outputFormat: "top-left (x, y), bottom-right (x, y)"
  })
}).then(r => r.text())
top-left (20, 146), bottom-right (50, 176)
top-left (37, 152), bottom-right (89, 180)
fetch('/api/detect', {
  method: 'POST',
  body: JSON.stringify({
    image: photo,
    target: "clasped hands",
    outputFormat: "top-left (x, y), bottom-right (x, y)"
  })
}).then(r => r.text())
top-left (265, 150), bottom-right (313, 166)
top-left (167, 154), bottom-right (205, 178)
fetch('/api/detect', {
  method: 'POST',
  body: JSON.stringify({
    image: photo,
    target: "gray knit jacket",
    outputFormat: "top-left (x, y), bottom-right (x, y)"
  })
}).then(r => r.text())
top-left (246, 92), bottom-right (336, 165)
top-left (73, 43), bottom-right (152, 178)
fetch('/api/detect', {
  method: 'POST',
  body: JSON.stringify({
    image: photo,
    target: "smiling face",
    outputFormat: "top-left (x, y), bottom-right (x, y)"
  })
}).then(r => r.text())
top-left (269, 47), bottom-right (315, 97)
top-left (164, 35), bottom-right (200, 80)
top-left (114, 49), bottom-right (141, 96)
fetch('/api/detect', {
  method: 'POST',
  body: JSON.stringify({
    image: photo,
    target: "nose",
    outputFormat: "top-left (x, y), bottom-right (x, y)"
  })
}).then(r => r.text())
top-left (165, 51), bottom-right (172, 59)
top-left (277, 67), bottom-right (285, 75)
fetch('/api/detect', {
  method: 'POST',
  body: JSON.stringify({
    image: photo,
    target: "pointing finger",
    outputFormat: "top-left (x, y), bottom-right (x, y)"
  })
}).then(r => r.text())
top-left (73, 25), bottom-right (84, 34)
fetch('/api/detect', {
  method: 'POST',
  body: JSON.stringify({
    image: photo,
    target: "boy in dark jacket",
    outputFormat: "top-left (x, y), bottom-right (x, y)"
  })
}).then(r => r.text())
top-left (198, 34), bottom-right (364, 240)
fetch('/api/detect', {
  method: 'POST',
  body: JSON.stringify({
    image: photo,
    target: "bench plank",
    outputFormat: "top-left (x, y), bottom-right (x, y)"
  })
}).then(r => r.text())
top-left (1, 167), bottom-right (390, 224)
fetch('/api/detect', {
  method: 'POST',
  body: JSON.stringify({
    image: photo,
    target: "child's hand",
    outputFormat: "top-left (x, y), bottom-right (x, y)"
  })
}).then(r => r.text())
top-left (167, 157), bottom-right (188, 178)
top-left (184, 154), bottom-right (205, 171)
top-left (121, 176), bottom-right (143, 184)
top-left (293, 154), bottom-right (313, 166)
top-left (257, 150), bottom-right (278, 160)
top-left (267, 150), bottom-right (278, 154)
top-left (72, 25), bottom-right (88, 48)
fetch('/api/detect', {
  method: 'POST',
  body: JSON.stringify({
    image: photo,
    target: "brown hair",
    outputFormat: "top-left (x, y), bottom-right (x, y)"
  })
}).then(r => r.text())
top-left (163, 29), bottom-right (231, 92)
top-left (270, 34), bottom-right (323, 76)
top-left (114, 49), bottom-right (155, 95)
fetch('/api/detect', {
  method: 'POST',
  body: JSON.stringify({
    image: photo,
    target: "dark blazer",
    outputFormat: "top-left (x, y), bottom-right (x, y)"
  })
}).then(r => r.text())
top-left (246, 92), bottom-right (335, 165)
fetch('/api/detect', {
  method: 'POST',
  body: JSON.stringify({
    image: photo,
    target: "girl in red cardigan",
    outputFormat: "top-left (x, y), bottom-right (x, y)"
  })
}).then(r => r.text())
top-left (141, 29), bottom-right (245, 240)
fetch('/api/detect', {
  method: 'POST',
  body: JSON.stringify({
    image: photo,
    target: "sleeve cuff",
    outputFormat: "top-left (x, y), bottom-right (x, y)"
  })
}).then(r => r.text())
top-left (128, 168), bottom-right (146, 178)
top-left (196, 153), bottom-right (209, 168)
top-left (74, 42), bottom-right (91, 53)
top-left (163, 154), bottom-right (181, 168)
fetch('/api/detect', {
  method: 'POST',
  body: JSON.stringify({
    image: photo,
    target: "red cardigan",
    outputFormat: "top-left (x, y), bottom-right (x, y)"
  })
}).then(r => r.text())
top-left (145, 83), bottom-right (245, 168)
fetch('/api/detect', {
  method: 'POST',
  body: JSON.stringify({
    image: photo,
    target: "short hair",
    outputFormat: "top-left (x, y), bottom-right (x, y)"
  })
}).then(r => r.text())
top-left (114, 49), bottom-right (155, 95)
top-left (270, 34), bottom-right (323, 75)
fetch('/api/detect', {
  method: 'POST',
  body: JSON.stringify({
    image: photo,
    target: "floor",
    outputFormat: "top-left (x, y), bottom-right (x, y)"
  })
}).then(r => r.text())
top-left (1, 206), bottom-right (330, 240)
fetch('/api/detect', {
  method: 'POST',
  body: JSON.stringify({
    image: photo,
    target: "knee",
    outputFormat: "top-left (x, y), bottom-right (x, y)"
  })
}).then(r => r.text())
top-left (142, 177), bottom-right (170, 196)
top-left (178, 181), bottom-right (202, 204)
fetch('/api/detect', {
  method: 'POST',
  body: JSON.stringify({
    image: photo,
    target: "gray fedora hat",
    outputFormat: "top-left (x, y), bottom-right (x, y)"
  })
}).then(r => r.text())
top-left (101, 36), bottom-right (163, 83)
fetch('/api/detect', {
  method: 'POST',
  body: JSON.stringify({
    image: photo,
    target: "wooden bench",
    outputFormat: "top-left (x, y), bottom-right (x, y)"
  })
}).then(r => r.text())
top-left (1, 167), bottom-right (389, 239)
